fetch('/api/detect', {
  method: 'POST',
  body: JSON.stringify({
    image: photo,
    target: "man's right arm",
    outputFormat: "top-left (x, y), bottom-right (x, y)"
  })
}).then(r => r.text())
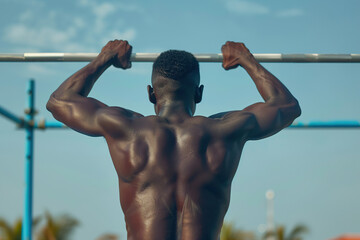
top-left (46, 40), bottom-right (142, 138)
top-left (211, 41), bottom-right (301, 140)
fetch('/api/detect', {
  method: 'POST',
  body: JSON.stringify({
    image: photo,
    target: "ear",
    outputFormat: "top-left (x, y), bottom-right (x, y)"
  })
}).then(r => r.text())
top-left (195, 85), bottom-right (204, 104)
top-left (147, 85), bottom-right (156, 104)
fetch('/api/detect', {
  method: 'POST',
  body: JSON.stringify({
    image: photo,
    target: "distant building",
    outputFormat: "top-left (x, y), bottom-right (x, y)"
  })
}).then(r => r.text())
top-left (330, 234), bottom-right (360, 240)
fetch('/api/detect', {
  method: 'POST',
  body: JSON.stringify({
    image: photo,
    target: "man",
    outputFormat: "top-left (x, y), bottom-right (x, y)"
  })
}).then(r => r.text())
top-left (47, 40), bottom-right (301, 240)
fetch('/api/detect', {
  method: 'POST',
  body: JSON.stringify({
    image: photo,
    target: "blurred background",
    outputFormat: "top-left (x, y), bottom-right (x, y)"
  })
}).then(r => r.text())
top-left (0, 0), bottom-right (359, 239)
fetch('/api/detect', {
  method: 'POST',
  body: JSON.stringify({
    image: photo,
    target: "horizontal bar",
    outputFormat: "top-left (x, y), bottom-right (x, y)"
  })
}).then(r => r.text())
top-left (0, 105), bottom-right (24, 125)
top-left (0, 53), bottom-right (360, 63)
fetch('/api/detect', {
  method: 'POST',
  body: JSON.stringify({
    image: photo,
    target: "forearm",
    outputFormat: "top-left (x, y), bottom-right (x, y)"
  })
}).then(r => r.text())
top-left (50, 53), bottom-right (112, 100)
top-left (242, 58), bottom-right (297, 103)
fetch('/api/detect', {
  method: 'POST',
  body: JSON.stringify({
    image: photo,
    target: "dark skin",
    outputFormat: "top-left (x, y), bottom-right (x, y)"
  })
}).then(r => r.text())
top-left (47, 40), bottom-right (301, 240)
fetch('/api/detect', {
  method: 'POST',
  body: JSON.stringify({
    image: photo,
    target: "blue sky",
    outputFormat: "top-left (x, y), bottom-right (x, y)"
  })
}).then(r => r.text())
top-left (0, 0), bottom-right (359, 239)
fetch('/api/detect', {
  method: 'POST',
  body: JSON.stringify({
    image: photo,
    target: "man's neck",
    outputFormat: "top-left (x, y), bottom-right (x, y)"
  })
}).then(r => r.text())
top-left (156, 100), bottom-right (195, 123)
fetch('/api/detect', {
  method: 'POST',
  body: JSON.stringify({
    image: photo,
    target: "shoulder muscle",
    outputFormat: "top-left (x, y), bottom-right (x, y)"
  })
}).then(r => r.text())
top-left (97, 107), bottom-right (144, 139)
top-left (210, 111), bottom-right (256, 140)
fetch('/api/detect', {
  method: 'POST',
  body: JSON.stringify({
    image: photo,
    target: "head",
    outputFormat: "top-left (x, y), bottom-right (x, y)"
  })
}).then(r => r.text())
top-left (148, 50), bottom-right (204, 113)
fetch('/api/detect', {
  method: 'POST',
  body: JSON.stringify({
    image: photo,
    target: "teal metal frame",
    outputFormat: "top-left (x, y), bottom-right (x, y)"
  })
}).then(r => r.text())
top-left (0, 79), bottom-right (359, 240)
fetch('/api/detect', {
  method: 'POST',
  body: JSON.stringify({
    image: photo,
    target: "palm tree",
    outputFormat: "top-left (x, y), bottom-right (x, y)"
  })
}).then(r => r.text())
top-left (221, 222), bottom-right (256, 240)
top-left (36, 211), bottom-right (79, 240)
top-left (263, 224), bottom-right (308, 240)
top-left (95, 233), bottom-right (119, 240)
top-left (0, 217), bottom-right (41, 240)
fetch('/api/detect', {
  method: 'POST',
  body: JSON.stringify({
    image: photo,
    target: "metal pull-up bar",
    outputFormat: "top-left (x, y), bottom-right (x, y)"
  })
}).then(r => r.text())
top-left (1, 53), bottom-right (360, 63)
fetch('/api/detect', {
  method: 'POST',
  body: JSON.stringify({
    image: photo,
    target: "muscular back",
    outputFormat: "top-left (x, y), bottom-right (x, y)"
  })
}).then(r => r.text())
top-left (46, 40), bottom-right (300, 240)
top-left (104, 115), bottom-right (248, 240)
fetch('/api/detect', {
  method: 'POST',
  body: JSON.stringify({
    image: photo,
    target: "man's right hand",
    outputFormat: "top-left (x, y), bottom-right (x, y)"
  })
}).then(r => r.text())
top-left (100, 40), bottom-right (132, 69)
top-left (221, 41), bottom-right (256, 70)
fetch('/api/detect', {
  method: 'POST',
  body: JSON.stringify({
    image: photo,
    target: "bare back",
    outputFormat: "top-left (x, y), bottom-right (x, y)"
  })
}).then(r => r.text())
top-left (105, 115), bottom-right (247, 240)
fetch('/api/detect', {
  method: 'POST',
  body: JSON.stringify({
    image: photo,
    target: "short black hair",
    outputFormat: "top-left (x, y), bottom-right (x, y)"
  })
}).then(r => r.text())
top-left (153, 50), bottom-right (199, 81)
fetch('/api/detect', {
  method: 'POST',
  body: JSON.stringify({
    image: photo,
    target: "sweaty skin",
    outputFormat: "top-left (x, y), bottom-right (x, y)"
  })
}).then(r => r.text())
top-left (47, 40), bottom-right (301, 240)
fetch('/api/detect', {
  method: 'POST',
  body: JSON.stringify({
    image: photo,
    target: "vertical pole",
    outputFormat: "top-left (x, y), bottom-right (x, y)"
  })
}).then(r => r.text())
top-left (266, 190), bottom-right (275, 240)
top-left (21, 79), bottom-right (35, 240)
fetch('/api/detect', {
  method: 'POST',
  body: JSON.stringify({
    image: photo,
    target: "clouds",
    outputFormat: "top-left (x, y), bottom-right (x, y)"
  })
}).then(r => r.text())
top-left (4, 23), bottom-right (81, 51)
top-left (101, 29), bottom-right (136, 45)
top-left (93, 3), bottom-right (116, 32)
top-left (224, 0), bottom-right (304, 18)
top-left (93, 2), bottom-right (115, 18)
top-left (81, 1), bottom-right (117, 33)
top-left (225, 0), bottom-right (270, 15)
top-left (276, 8), bottom-right (304, 18)
top-left (2, 0), bottom-right (140, 52)
top-left (1, 0), bottom-right (140, 76)
top-left (79, 0), bottom-right (142, 34)
top-left (27, 64), bottom-right (58, 76)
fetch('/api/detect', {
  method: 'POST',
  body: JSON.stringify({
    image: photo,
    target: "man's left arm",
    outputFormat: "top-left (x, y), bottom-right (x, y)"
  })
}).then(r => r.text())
top-left (46, 40), bottom-right (138, 137)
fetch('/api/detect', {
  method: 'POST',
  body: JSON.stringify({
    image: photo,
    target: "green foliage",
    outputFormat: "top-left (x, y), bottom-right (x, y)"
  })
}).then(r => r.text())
top-left (1, 214), bottom-right (308, 240)
top-left (0, 216), bottom-right (41, 240)
top-left (0, 212), bottom-right (78, 240)
top-left (262, 224), bottom-right (309, 240)
top-left (95, 234), bottom-right (119, 240)
top-left (220, 222), bottom-right (308, 240)
top-left (36, 211), bottom-right (79, 240)
top-left (221, 222), bottom-right (256, 240)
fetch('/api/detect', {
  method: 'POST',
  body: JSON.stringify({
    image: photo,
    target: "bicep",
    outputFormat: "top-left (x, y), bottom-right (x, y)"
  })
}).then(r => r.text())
top-left (47, 96), bottom-right (143, 137)
top-left (210, 100), bottom-right (300, 141)
top-left (244, 100), bottom-right (300, 140)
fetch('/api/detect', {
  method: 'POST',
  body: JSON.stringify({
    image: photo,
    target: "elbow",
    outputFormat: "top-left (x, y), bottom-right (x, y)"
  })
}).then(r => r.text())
top-left (273, 96), bottom-right (301, 119)
top-left (46, 94), bottom-right (62, 114)
top-left (286, 98), bottom-right (301, 120)
top-left (46, 95), bottom-right (56, 113)
top-left (46, 96), bottom-right (67, 123)
top-left (279, 98), bottom-right (301, 125)
top-left (282, 96), bottom-right (301, 119)
top-left (292, 98), bottom-right (301, 118)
